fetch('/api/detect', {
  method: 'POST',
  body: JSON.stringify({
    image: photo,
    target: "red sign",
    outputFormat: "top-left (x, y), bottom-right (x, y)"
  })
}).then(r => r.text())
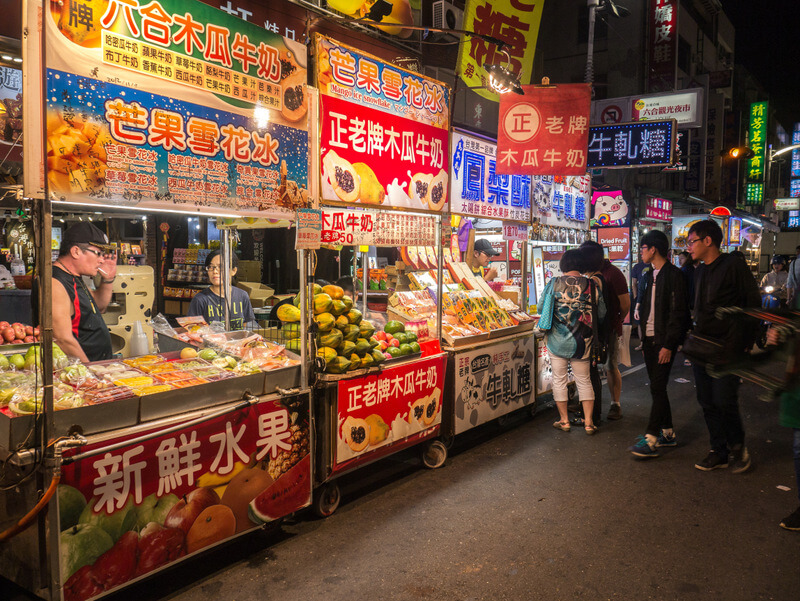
top-left (645, 197), bottom-right (673, 221)
top-left (648, 0), bottom-right (678, 92)
top-left (597, 227), bottom-right (630, 261)
top-left (496, 84), bottom-right (591, 176)
top-left (336, 355), bottom-right (446, 468)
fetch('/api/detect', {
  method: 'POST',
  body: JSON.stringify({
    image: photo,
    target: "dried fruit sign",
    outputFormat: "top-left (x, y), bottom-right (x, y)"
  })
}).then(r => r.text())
top-left (315, 35), bottom-right (450, 214)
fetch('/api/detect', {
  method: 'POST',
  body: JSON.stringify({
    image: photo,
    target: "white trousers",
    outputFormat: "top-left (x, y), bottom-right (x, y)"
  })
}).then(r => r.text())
top-left (550, 355), bottom-right (594, 404)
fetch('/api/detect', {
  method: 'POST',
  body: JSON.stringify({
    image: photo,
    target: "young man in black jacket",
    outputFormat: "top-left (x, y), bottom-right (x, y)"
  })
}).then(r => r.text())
top-left (687, 220), bottom-right (761, 472)
top-left (629, 230), bottom-right (690, 458)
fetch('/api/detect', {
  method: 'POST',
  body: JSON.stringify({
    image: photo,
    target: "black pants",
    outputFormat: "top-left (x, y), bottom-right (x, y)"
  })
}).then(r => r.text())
top-left (590, 363), bottom-right (602, 423)
top-left (642, 337), bottom-right (675, 437)
top-left (692, 363), bottom-right (743, 455)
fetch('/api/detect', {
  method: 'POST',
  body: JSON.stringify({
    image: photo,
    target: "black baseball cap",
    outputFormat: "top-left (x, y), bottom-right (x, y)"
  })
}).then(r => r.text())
top-left (474, 239), bottom-right (500, 256)
top-left (60, 222), bottom-right (114, 254)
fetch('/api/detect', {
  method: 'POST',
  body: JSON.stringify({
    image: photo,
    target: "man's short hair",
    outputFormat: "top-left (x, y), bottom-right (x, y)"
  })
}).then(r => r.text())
top-left (559, 249), bottom-right (586, 274)
top-left (579, 240), bottom-right (605, 272)
top-left (640, 230), bottom-right (669, 258)
top-left (687, 219), bottom-right (723, 248)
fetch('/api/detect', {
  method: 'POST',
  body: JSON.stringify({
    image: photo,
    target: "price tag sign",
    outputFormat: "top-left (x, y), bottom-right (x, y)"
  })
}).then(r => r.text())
top-left (295, 209), bottom-right (322, 250)
top-left (502, 224), bottom-right (528, 241)
top-left (321, 209), bottom-right (437, 247)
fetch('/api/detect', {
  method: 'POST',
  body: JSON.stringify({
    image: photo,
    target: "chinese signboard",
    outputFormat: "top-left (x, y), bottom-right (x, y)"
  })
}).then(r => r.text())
top-left (453, 336), bottom-right (534, 434)
top-left (502, 223), bottom-right (528, 241)
top-left (591, 190), bottom-right (629, 228)
top-left (321, 208), bottom-right (437, 247)
top-left (457, 0), bottom-right (545, 102)
top-left (315, 35), bottom-right (450, 213)
top-left (450, 130), bottom-right (531, 222)
top-left (775, 198), bottom-right (800, 211)
top-left (531, 175), bottom-right (591, 228)
top-left (788, 211), bottom-right (800, 229)
top-left (38, 0), bottom-right (309, 217)
top-left (497, 84), bottom-right (591, 176)
top-left (295, 208), bottom-right (322, 250)
top-left (791, 123), bottom-right (800, 197)
top-left (587, 120), bottom-right (675, 168)
top-left (648, 0), bottom-right (678, 92)
top-left (59, 395), bottom-right (310, 601)
top-left (645, 196), bottom-right (672, 221)
top-left (336, 354), bottom-right (446, 468)
top-left (745, 101), bottom-right (768, 206)
top-left (593, 89), bottom-right (704, 128)
top-left (597, 227), bottom-right (630, 261)
top-left (728, 217), bottom-right (742, 245)
top-left (0, 66), bottom-right (21, 154)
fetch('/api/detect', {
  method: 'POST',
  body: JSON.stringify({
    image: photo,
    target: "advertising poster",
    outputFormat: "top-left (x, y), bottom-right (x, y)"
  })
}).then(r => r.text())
top-left (597, 228), bottom-right (630, 261)
top-left (42, 0), bottom-right (309, 217)
top-left (591, 190), bottom-right (629, 228)
top-left (671, 214), bottom-right (724, 250)
top-left (315, 35), bottom-right (450, 213)
top-left (450, 130), bottom-right (531, 222)
top-left (335, 355), bottom-right (446, 469)
top-left (321, 208), bottom-right (437, 247)
top-left (0, 66), bottom-right (22, 159)
top-left (531, 175), bottom-right (591, 228)
top-left (58, 395), bottom-right (311, 601)
top-left (453, 336), bottom-right (534, 434)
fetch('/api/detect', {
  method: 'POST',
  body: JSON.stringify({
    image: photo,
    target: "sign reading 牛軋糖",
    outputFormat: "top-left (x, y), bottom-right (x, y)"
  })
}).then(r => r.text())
top-left (587, 121), bottom-right (676, 169)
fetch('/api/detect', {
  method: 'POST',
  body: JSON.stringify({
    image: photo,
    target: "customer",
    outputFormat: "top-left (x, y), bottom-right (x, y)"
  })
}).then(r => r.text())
top-left (627, 230), bottom-right (690, 458)
top-left (537, 249), bottom-right (604, 434)
top-left (678, 251), bottom-right (696, 308)
top-left (787, 245), bottom-right (800, 307)
top-left (631, 255), bottom-right (651, 351)
top-left (687, 219), bottom-right (760, 472)
top-left (761, 256), bottom-right (788, 305)
top-left (580, 240), bottom-right (630, 422)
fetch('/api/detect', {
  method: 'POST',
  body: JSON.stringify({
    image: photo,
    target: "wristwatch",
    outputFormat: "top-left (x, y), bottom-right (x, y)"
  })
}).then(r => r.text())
top-left (101, 278), bottom-right (116, 284)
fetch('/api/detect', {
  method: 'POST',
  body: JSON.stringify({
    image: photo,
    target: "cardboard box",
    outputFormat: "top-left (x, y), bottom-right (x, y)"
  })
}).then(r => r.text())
top-left (238, 260), bottom-right (262, 282)
top-left (236, 282), bottom-right (274, 308)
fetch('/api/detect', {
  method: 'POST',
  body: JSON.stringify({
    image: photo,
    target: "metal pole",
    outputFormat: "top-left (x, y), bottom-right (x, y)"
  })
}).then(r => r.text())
top-left (437, 215), bottom-right (444, 343)
top-left (361, 249), bottom-right (368, 317)
top-left (521, 240), bottom-right (529, 312)
top-left (585, 0), bottom-right (599, 91)
top-left (298, 249), bottom-right (307, 387)
top-left (220, 228), bottom-right (232, 330)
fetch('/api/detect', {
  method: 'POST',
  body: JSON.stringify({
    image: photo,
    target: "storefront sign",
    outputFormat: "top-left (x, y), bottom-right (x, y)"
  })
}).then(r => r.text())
top-left (587, 121), bottom-right (675, 168)
top-left (591, 191), bottom-right (629, 228)
top-left (775, 198), bottom-right (800, 211)
top-left (530, 246), bottom-right (546, 306)
top-left (728, 217), bottom-right (742, 245)
top-left (336, 355), bottom-right (446, 467)
top-left (746, 101), bottom-right (768, 206)
top-left (632, 90), bottom-right (703, 128)
top-left (791, 123), bottom-right (800, 179)
top-left (59, 395), bottom-right (311, 601)
top-left (497, 84), bottom-right (592, 176)
top-left (36, 0), bottom-right (309, 217)
top-left (645, 197), bottom-right (673, 221)
top-left (315, 35), bottom-right (450, 213)
top-left (453, 336), bottom-right (534, 435)
top-left (321, 208), bottom-right (437, 247)
top-left (450, 130), bottom-right (531, 222)
top-left (0, 66), bottom-right (22, 160)
top-left (597, 228), bottom-right (630, 261)
top-left (788, 211), bottom-right (800, 229)
top-left (502, 224), bottom-right (528, 241)
top-left (295, 208), bottom-right (322, 250)
top-left (531, 175), bottom-right (591, 228)
top-left (457, 0), bottom-right (545, 102)
top-left (648, 0), bottom-right (678, 92)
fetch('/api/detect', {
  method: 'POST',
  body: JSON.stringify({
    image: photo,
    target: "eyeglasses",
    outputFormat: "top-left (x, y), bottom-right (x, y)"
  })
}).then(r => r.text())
top-left (640, 245), bottom-right (650, 250)
top-left (207, 265), bottom-right (221, 272)
top-left (79, 245), bottom-right (103, 257)
top-left (685, 237), bottom-right (700, 246)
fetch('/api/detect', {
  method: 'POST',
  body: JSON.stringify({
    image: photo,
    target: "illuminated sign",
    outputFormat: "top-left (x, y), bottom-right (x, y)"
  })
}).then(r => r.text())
top-left (746, 182), bottom-right (764, 205)
top-left (775, 198), bottom-right (800, 211)
top-left (587, 121), bottom-right (675, 168)
top-left (710, 206), bottom-right (732, 216)
top-left (645, 197), bottom-right (672, 221)
top-left (788, 211), bottom-right (800, 229)
top-left (648, 0), bottom-right (678, 92)
top-left (746, 101), bottom-right (768, 204)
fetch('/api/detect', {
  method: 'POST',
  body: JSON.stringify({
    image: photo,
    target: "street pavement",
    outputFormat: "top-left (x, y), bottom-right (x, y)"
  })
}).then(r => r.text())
top-left (4, 345), bottom-right (800, 601)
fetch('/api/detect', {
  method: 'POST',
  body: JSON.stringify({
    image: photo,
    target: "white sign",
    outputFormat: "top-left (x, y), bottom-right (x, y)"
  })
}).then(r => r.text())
top-left (502, 224), bottom-right (528, 241)
top-left (775, 198), bottom-right (800, 211)
top-left (321, 208), bottom-right (436, 247)
top-left (531, 175), bottom-right (591, 228)
top-left (530, 246), bottom-right (546, 306)
top-left (295, 209), bottom-right (322, 250)
top-left (593, 89), bottom-right (704, 129)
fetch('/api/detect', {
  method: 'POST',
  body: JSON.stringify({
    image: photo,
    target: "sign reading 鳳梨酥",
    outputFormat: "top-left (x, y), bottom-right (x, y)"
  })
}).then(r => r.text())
top-left (587, 121), bottom-right (675, 169)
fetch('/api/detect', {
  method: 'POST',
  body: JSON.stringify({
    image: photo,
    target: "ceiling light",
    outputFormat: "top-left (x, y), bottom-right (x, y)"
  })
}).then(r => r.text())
top-left (12, 57), bottom-right (22, 63)
top-left (1, 55), bottom-right (11, 61)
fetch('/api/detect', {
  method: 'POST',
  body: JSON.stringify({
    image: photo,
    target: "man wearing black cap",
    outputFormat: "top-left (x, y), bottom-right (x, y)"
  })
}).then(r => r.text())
top-left (472, 239), bottom-right (499, 281)
top-left (51, 222), bottom-right (117, 362)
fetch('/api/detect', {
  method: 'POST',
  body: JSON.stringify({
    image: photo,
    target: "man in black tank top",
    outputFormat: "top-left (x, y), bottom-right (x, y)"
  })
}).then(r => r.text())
top-left (51, 223), bottom-right (117, 362)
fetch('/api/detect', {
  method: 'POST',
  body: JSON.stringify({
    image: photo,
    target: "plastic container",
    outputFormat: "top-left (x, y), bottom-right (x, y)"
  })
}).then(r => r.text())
top-left (10, 255), bottom-right (25, 276)
top-left (129, 320), bottom-right (150, 356)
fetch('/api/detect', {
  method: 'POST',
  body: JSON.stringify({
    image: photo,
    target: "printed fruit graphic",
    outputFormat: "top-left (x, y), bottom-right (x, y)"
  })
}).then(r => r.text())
top-left (322, 284), bottom-right (344, 299)
top-left (408, 397), bottom-right (427, 426)
top-left (89, 530), bottom-right (139, 591)
top-left (277, 304), bottom-right (301, 323)
top-left (78, 497), bottom-right (137, 543)
top-left (180, 347), bottom-right (198, 359)
top-left (409, 172), bottom-right (433, 207)
top-left (185, 504), bottom-right (237, 554)
top-left (135, 522), bottom-right (186, 577)
top-left (58, 485), bottom-right (87, 530)
top-left (353, 162), bottom-right (385, 204)
top-left (163, 487), bottom-right (220, 535)
top-left (63, 564), bottom-right (104, 601)
top-left (249, 454), bottom-right (311, 524)
top-left (280, 69), bottom-right (307, 123)
top-left (54, 0), bottom-right (104, 46)
top-left (365, 414), bottom-right (390, 445)
top-left (428, 169), bottom-right (448, 211)
top-left (342, 417), bottom-right (370, 452)
top-left (323, 150), bottom-right (360, 202)
top-left (221, 467), bottom-right (275, 533)
top-left (60, 523), bottom-right (114, 581)
top-left (423, 389), bottom-right (441, 426)
top-left (133, 493), bottom-right (180, 530)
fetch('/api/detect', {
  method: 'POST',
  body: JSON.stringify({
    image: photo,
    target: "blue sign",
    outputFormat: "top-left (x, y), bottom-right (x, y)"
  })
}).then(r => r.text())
top-left (587, 120), bottom-right (675, 168)
top-left (788, 211), bottom-right (800, 229)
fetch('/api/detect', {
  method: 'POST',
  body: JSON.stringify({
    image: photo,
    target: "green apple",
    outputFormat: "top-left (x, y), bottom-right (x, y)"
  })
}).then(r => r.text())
top-left (79, 497), bottom-right (137, 542)
top-left (134, 493), bottom-right (180, 529)
top-left (59, 523), bottom-right (113, 581)
top-left (58, 485), bottom-right (87, 530)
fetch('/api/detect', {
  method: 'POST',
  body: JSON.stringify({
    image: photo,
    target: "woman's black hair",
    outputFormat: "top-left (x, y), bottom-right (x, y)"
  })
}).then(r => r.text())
top-left (205, 249), bottom-right (239, 269)
top-left (559, 248), bottom-right (586, 274)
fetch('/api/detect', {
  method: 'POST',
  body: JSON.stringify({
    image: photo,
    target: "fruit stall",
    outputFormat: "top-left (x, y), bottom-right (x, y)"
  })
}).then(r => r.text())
top-left (0, 3), bottom-right (316, 600)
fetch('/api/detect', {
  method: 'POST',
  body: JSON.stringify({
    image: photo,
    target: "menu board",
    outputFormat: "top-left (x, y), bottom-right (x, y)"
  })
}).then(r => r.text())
top-left (315, 35), bottom-right (450, 213)
top-left (36, 0), bottom-right (309, 217)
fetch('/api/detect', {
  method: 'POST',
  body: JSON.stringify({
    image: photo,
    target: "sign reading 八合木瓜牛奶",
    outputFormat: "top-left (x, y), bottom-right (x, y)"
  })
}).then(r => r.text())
top-left (320, 208), bottom-right (437, 247)
top-left (314, 35), bottom-right (450, 214)
top-left (36, 0), bottom-right (309, 217)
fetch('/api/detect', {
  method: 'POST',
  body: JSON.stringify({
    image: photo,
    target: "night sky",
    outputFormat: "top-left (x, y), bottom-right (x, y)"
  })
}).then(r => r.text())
top-left (723, 0), bottom-right (800, 131)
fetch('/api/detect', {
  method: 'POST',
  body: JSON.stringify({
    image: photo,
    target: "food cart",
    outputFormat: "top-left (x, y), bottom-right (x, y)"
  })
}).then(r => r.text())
top-left (0, 3), bottom-right (315, 600)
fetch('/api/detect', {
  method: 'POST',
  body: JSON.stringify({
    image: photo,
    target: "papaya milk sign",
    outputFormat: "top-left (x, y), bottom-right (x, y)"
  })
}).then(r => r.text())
top-left (314, 34), bottom-right (450, 213)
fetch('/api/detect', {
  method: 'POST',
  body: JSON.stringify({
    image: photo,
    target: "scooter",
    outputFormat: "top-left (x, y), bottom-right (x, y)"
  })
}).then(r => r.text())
top-left (756, 286), bottom-right (781, 348)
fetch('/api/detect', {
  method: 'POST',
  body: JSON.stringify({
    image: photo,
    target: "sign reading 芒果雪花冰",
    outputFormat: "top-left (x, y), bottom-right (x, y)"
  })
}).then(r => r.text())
top-left (315, 35), bottom-right (450, 214)
top-left (745, 101), bottom-right (768, 206)
top-left (37, 0), bottom-right (309, 217)
top-left (497, 84), bottom-right (591, 176)
top-left (450, 130), bottom-right (531, 222)
top-left (587, 121), bottom-right (675, 169)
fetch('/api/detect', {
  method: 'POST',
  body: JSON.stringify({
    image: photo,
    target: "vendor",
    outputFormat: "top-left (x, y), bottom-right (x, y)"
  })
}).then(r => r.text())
top-left (52, 223), bottom-right (116, 362)
top-left (188, 250), bottom-right (255, 330)
top-left (471, 239), bottom-right (499, 281)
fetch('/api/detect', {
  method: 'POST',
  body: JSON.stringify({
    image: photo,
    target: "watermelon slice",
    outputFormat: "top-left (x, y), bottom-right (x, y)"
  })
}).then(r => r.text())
top-left (248, 455), bottom-right (311, 523)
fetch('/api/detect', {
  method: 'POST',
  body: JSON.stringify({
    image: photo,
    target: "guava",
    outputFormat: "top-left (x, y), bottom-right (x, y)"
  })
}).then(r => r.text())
top-left (79, 497), bottom-right (137, 542)
top-left (58, 485), bottom-right (88, 530)
top-left (59, 523), bottom-right (114, 581)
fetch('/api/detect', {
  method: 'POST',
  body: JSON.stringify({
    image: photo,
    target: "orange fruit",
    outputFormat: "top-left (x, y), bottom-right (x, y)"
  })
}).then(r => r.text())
top-left (185, 504), bottom-right (236, 554)
top-left (180, 347), bottom-right (198, 359)
top-left (220, 467), bottom-right (274, 533)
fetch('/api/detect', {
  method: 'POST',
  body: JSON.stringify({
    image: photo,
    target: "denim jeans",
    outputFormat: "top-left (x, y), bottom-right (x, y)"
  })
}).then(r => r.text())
top-left (692, 363), bottom-right (744, 456)
top-left (642, 338), bottom-right (675, 437)
top-left (793, 429), bottom-right (800, 504)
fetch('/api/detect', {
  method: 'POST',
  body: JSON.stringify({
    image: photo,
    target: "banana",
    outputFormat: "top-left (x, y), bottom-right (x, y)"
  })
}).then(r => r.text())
top-left (196, 461), bottom-right (248, 488)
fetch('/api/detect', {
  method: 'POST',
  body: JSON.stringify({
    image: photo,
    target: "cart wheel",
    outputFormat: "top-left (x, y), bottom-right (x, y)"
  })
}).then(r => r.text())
top-left (422, 440), bottom-right (448, 469)
top-left (439, 433), bottom-right (455, 450)
top-left (313, 482), bottom-right (341, 518)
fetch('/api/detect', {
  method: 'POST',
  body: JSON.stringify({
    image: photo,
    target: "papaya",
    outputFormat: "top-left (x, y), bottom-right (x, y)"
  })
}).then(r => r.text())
top-left (313, 283), bottom-right (323, 295)
top-left (282, 322), bottom-right (301, 340)
top-left (322, 149), bottom-right (359, 203)
top-left (359, 321), bottom-right (376, 340)
top-left (335, 315), bottom-right (350, 330)
top-left (360, 353), bottom-right (375, 368)
top-left (354, 338), bottom-right (372, 356)
top-left (337, 340), bottom-right (356, 356)
top-left (346, 309), bottom-right (363, 325)
top-left (318, 329), bottom-right (343, 349)
top-left (342, 296), bottom-right (354, 311)
top-left (428, 168), bottom-right (448, 212)
top-left (280, 69), bottom-right (307, 123)
top-left (313, 293), bottom-right (333, 314)
top-left (349, 353), bottom-right (361, 370)
top-left (322, 284), bottom-right (344, 300)
top-left (277, 304), bottom-right (301, 323)
top-left (409, 172), bottom-right (433, 207)
top-left (316, 347), bottom-right (337, 366)
top-left (326, 356), bottom-right (351, 374)
top-left (315, 312), bottom-right (336, 332)
top-left (365, 414), bottom-right (389, 445)
top-left (293, 294), bottom-right (301, 307)
top-left (384, 320), bottom-right (405, 335)
top-left (286, 338), bottom-right (302, 353)
top-left (368, 336), bottom-right (380, 349)
top-left (371, 349), bottom-right (386, 364)
top-left (341, 417), bottom-right (369, 452)
top-left (342, 324), bottom-right (360, 342)
top-left (330, 299), bottom-right (347, 316)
